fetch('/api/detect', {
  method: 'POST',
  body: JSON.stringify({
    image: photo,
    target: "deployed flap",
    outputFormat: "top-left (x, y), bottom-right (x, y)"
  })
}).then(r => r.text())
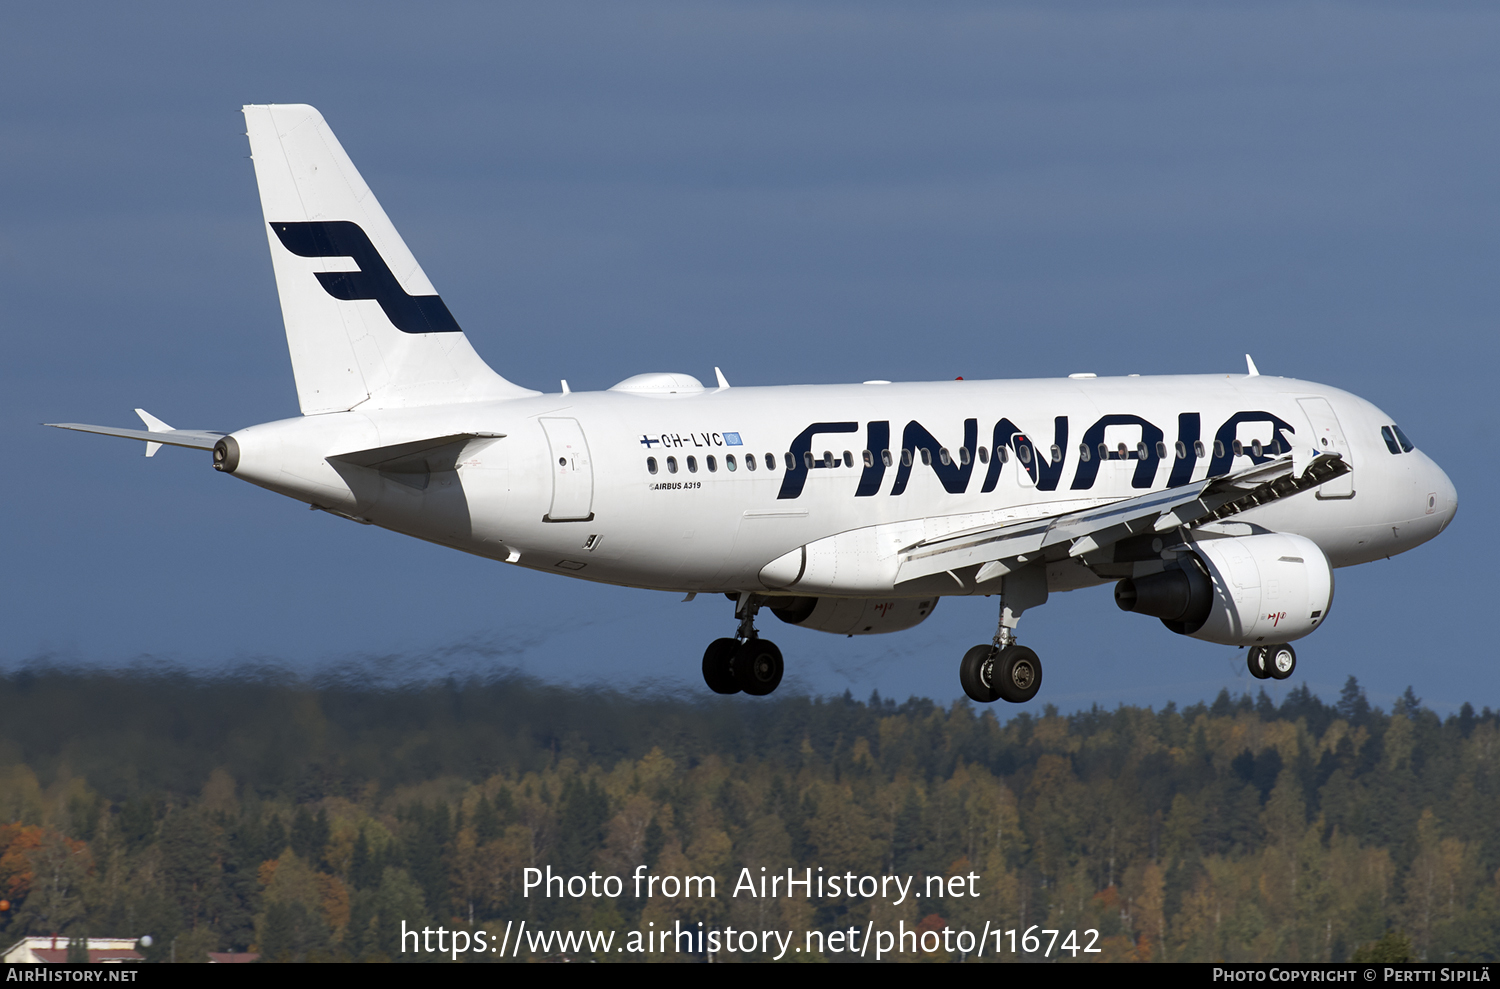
top-left (46, 421), bottom-right (223, 451)
top-left (327, 432), bottom-right (504, 474)
top-left (243, 104), bottom-right (539, 414)
top-left (895, 453), bottom-right (1349, 586)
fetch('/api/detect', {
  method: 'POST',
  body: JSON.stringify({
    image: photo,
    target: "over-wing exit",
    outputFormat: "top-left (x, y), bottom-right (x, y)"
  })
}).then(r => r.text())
top-left (49, 105), bottom-right (1457, 705)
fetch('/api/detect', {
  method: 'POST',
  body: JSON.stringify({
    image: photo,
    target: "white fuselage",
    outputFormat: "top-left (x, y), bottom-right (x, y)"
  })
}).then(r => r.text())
top-left (222, 372), bottom-right (1457, 600)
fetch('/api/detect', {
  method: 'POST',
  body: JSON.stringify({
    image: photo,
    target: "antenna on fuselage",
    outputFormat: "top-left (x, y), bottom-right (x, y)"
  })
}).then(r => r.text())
top-left (1245, 354), bottom-right (1260, 377)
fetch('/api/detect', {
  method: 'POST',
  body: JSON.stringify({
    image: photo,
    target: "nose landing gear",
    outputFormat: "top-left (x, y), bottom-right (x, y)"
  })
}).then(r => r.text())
top-left (1247, 643), bottom-right (1296, 680)
top-left (701, 593), bottom-right (784, 696)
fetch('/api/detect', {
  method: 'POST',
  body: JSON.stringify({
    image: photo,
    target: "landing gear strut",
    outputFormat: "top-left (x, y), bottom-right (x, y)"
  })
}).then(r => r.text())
top-left (702, 593), bottom-right (784, 696)
top-left (960, 566), bottom-right (1046, 704)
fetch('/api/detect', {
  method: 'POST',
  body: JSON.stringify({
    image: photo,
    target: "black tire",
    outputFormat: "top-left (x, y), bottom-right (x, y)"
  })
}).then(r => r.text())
top-left (702, 638), bottom-right (741, 694)
top-left (734, 638), bottom-right (784, 696)
top-left (1267, 644), bottom-right (1297, 680)
top-left (995, 645), bottom-right (1042, 703)
top-left (1247, 646), bottom-right (1271, 680)
top-left (959, 645), bottom-right (1001, 703)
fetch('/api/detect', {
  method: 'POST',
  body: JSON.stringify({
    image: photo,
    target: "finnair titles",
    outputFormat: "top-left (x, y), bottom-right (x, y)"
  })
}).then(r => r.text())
top-left (51, 105), bottom-right (1458, 704)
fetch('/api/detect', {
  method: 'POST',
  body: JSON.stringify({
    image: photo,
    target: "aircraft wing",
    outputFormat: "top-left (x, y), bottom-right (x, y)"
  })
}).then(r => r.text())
top-left (893, 452), bottom-right (1350, 587)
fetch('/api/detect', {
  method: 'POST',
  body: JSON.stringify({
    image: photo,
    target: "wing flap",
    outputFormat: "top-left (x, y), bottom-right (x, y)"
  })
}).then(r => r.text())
top-left (893, 452), bottom-right (1348, 587)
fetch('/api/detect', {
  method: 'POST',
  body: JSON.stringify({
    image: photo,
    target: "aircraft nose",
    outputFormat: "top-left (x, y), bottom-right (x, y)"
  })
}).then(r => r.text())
top-left (1428, 458), bottom-right (1458, 532)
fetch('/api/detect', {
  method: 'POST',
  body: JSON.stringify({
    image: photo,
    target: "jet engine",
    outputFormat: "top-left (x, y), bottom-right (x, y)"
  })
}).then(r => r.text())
top-left (1114, 532), bottom-right (1333, 645)
top-left (769, 596), bottom-right (938, 635)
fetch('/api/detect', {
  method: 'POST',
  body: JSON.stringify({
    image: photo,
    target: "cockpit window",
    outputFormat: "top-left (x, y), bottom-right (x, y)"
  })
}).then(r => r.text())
top-left (1392, 424), bottom-right (1414, 453)
top-left (1381, 426), bottom-right (1401, 455)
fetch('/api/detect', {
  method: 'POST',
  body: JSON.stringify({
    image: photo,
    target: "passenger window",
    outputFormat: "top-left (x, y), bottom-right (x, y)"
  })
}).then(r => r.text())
top-left (938, 448), bottom-right (951, 466)
top-left (1156, 441), bottom-right (1168, 459)
top-left (1392, 425), bottom-right (1414, 453)
top-left (920, 448), bottom-right (933, 466)
top-left (959, 447), bottom-right (971, 465)
top-left (687, 456), bottom-right (698, 473)
top-left (647, 457), bottom-right (658, 474)
top-left (862, 450), bottom-right (874, 467)
top-left (1214, 440), bottom-right (1226, 458)
top-left (1050, 444), bottom-right (1062, 462)
top-left (667, 456), bottom-right (678, 474)
top-left (996, 445), bottom-right (1009, 464)
top-left (1098, 443), bottom-right (1109, 460)
top-left (1079, 443), bottom-right (1092, 463)
top-left (977, 446), bottom-right (989, 464)
top-left (784, 452), bottom-right (796, 470)
top-left (727, 454), bottom-right (737, 471)
top-left (1232, 440), bottom-right (1243, 457)
top-left (1251, 440), bottom-right (1262, 458)
top-left (843, 451), bottom-right (854, 468)
top-left (706, 455), bottom-right (717, 472)
top-left (1194, 441), bottom-right (1206, 458)
top-left (1174, 441), bottom-right (1187, 459)
top-left (1018, 445), bottom-right (1032, 464)
top-left (804, 451), bottom-right (815, 469)
top-left (882, 449), bottom-right (894, 467)
top-left (745, 453), bottom-right (756, 471)
top-left (901, 449), bottom-right (913, 467)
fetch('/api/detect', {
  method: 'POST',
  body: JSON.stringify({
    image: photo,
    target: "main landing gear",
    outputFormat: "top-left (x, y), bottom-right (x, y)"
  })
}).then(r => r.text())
top-left (959, 565), bottom-right (1047, 704)
top-left (702, 594), bottom-right (784, 696)
top-left (1247, 643), bottom-right (1297, 680)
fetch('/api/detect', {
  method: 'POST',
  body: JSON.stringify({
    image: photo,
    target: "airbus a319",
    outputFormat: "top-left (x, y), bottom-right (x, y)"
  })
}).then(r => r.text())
top-left (51, 105), bottom-right (1458, 703)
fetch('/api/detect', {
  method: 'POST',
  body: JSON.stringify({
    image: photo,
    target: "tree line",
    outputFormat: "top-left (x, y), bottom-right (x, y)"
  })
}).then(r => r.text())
top-left (0, 664), bottom-right (1494, 962)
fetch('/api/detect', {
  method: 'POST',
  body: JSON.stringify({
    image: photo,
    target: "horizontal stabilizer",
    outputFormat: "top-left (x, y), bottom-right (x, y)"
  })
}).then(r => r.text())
top-left (327, 432), bottom-right (505, 474)
top-left (47, 422), bottom-right (224, 451)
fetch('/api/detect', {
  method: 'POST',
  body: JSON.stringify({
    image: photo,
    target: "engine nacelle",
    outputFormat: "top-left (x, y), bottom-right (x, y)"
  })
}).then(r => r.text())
top-left (1115, 532), bottom-right (1333, 646)
top-left (769, 596), bottom-right (938, 636)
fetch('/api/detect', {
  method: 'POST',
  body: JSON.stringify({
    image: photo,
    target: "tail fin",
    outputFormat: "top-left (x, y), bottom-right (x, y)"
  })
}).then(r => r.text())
top-left (243, 104), bottom-right (537, 414)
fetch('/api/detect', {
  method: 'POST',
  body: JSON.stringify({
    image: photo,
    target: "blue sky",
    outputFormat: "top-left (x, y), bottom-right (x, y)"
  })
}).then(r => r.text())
top-left (3, 2), bottom-right (1496, 714)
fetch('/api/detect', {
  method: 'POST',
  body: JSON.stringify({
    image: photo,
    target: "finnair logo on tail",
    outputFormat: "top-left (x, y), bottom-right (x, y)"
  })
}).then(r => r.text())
top-left (271, 221), bottom-right (462, 334)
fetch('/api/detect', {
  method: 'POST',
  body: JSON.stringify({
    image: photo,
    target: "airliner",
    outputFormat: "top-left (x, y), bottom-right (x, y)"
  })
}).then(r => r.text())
top-left (50, 105), bottom-right (1458, 704)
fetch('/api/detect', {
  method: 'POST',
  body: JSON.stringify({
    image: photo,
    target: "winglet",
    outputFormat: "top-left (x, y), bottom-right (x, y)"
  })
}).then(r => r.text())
top-left (714, 367), bottom-right (731, 389)
top-left (135, 409), bottom-right (172, 457)
top-left (1245, 354), bottom-right (1260, 377)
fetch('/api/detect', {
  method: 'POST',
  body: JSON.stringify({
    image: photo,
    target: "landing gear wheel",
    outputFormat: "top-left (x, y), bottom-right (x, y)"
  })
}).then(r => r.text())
top-left (1267, 644), bottom-right (1296, 680)
top-left (733, 638), bottom-right (784, 696)
top-left (1247, 646), bottom-right (1271, 680)
top-left (959, 645), bottom-right (1001, 703)
top-left (702, 638), bottom-right (741, 694)
top-left (995, 646), bottom-right (1042, 704)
